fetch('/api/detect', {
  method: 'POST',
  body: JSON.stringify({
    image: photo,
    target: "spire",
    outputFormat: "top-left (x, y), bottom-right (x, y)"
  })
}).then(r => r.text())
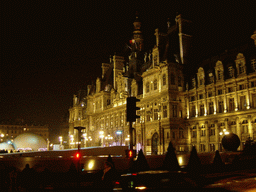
top-left (130, 11), bottom-right (143, 52)
top-left (167, 18), bottom-right (171, 29)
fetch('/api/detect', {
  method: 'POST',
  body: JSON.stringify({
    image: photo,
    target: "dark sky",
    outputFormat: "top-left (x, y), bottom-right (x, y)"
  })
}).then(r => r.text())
top-left (1, 1), bottom-right (255, 136)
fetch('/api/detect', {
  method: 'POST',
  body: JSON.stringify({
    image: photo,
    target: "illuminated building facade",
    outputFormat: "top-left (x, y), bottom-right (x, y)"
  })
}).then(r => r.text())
top-left (69, 14), bottom-right (256, 154)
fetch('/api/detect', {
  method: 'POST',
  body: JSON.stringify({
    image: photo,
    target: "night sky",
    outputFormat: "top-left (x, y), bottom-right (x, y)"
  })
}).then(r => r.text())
top-left (1, 1), bottom-right (255, 140)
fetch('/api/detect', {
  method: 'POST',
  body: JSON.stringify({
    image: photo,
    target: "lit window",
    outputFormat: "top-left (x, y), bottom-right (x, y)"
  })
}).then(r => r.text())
top-left (153, 79), bottom-right (157, 90)
top-left (162, 74), bottom-right (166, 86)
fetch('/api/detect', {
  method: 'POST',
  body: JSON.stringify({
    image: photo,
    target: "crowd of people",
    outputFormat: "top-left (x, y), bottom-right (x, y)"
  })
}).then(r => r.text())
top-left (0, 160), bottom-right (120, 191)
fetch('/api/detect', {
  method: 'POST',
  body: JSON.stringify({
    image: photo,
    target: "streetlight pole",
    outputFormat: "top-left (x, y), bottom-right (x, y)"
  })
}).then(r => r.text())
top-left (74, 126), bottom-right (86, 151)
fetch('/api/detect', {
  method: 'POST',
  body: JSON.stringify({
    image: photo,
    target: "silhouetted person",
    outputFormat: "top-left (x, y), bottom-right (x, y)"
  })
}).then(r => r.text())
top-left (8, 166), bottom-right (18, 192)
top-left (100, 161), bottom-right (119, 191)
top-left (19, 164), bottom-right (36, 191)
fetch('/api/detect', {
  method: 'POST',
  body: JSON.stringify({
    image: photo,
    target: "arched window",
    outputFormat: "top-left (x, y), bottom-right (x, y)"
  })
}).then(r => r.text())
top-left (153, 79), bottom-right (157, 90)
top-left (228, 66), bottom-right (234, 78)
top-left (236, 53), bottom-right (246, 75)
top-left (162, 74), bottom-right (166, 86)
top-left (146, 82), bottom-right (150, 93)
top-left (215, 61), bottom-right (224, 81)
top-left (209, 72), bottom-right (214, 83)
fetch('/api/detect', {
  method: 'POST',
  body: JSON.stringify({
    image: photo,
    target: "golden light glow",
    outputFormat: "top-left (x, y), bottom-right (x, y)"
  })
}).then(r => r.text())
top-left (135, 186), bottom-right (147, 190)
top-left (88, 160), bottom-right (95, 169)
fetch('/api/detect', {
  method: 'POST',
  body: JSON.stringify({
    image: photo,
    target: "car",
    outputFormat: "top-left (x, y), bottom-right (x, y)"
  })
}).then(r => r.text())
top-left (204, 175), bottom-right (256, 192)
top-left (113, 170), bottom-right (199, 191)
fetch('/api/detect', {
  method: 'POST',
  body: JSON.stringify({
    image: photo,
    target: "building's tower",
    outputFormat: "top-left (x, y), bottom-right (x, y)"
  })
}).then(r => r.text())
top-left (130, 12), bottom-right (144, 52)
top-left (176, 14), bottom-right (193, 65)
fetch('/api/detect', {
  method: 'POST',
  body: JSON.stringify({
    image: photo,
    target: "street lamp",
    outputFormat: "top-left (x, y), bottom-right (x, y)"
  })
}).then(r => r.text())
top-left (59, 136), bottom-right (63, 145)
top-left (99, 131), bottom-right (104, 147)
top-left (116, 131), bottom-right (122, 146)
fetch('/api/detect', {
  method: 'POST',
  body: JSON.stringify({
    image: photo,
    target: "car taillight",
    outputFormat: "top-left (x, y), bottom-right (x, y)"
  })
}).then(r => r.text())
top-left (115, 181), bottom-right (120, 185)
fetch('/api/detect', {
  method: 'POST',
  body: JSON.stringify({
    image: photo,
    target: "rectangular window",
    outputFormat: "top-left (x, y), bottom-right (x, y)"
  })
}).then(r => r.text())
top-left (229, 98), bottom-right (235, 112)
top-left (201, 129), bottom-right (205, 136)
top-left (251, 81), bottom-right (256, 88)
top-left (163, 105), bottom-right (167, 118)
top-left (192, 130), bottom-right (197, 138)
top-left (218, 89), bottom-right (222, 95)
top-left (200, 144), bottom-right (206, 152)
top-left (191, 105), bottom-right (196, 117)
top-left (190, 96), bottom-right (195, 102)
top-left (200, 104), bottom-right (204, 116)
top-left (210, 144), bottom-right (215, 152)
top-left (173, 105), bottom-right (177, 117)
top-left (209, 102), bottom-right (214, 114)
top-left (252, 94), bottom-right (256, 108)
top-left (228, 87), bottom-right (233, 93)
top-left (210, 128), bottom-right (215, 136)
top-left (179, 129), bottom-right (184, 138)
top-left (240, 96), bottom-right (246, 110)
top-left (146, 112), bottom-right (151, 121)
top-left (239, 84), bottom-right (245, 90)
top-left (208, 92), bottom-right (212, 97)
top-left (154, 109), bottom-right (158, 120)
top-left (219, 101), bottom-right (224, 113)
top-left (199, 94), bottom-right (203, 99)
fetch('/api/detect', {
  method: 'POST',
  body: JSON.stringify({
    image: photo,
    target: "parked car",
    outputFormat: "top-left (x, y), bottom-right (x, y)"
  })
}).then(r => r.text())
top-left (113, 170), bottom-right (199, 191)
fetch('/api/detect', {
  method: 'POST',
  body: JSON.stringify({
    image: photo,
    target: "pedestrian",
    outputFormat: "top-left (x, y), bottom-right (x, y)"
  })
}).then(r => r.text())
top-left (100, 161), bottom-right (119, 191)
top-left (8, 166), bottom-right (18, 192)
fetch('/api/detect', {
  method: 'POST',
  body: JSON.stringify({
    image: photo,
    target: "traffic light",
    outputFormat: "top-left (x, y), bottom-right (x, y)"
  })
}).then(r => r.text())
top-left (126, 149), bottom-right (136, 158)
top-left (75, 152), bottom-right (81, 159)
top-left (126, 97), bottom-right (140, 122)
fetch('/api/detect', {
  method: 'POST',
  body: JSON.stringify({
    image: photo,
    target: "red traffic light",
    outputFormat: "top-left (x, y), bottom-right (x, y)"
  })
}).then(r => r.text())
top-left (128, 150), bottom-right (133, 158)
top-left (75, 152), bottom-right (81, 159)
top-left (126, 149), bottom-right (136, 158)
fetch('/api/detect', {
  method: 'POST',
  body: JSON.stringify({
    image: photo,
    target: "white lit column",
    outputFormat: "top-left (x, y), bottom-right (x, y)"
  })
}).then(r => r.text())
top-left (236, 117), bottom-right (242, 150)
top-left (246, 82), bottom-right (250, 109)
top-left (248, 115), bottom-right (253, 138)
top-left (224, 86), bottom-right (227, 113)
top-left (215, 121), bottom-right (219, 150)
top-left (205, 121), bottom-right (209, 152)
top-left (196, 123), bottom-right (200, 151)
top-left (188, 127), bottom-right (192, 151)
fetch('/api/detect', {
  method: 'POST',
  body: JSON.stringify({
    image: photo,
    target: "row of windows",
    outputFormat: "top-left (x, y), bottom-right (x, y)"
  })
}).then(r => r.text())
top-left (190, 82), bottom-right (255, 101)
top-left (145, 74), bottom-right (182, 93)
top-left (194, 58), bottom-right (256, 88)
top-left (190, 94), bottom-right (256, 116)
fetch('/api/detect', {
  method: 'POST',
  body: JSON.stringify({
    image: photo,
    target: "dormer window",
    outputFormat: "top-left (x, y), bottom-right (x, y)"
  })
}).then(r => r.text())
top-left (192, 78), bottom-right (196, 89)
top-left (209, 73), bottom-right (214, 84)
top-left (228, 66), bottom-right (234, 78)
top-left (197, 67), bottom-right (205, 86)
top-left (236, 53), bottom-right (246, 75)
top-left (251, 59), bottom-right (256, 72)
top-left (215, 61), bottom-right (224, 81)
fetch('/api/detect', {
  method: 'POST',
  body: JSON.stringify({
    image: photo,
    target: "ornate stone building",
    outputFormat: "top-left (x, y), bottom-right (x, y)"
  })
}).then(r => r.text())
top-left (69, 14), bottom-right (256, 154)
